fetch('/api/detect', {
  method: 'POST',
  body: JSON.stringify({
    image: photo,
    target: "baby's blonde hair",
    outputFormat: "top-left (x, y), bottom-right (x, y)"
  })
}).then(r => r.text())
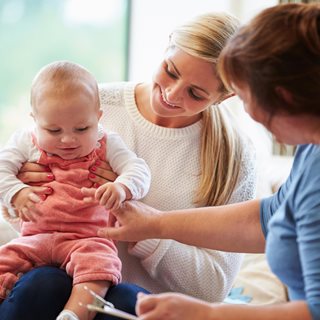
top-left (30, 61), bottom-right (100, 112)
top-left (171, 13), bottom-right (242, 206)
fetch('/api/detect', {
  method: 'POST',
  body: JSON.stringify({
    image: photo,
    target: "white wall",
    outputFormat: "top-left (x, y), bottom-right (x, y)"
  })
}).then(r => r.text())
top-left (129, 0), bottom-right (277, 81)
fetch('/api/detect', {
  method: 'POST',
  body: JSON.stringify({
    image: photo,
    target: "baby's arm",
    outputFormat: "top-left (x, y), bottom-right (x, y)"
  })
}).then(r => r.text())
top-left (0, 128), bottom-right (46, 220)
top-left (104, 131), bottom-right (151, 200)
top-left (82, 132), bottom-right (150, 210)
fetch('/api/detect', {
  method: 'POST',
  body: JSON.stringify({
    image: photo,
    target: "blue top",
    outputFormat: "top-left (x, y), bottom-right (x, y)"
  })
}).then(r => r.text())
top-left (261, 144), bottom-right (320, 320)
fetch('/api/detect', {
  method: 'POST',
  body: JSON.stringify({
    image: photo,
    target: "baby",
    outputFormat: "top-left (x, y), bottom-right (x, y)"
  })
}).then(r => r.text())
top-left (0, 61), bottom-right (151, 320)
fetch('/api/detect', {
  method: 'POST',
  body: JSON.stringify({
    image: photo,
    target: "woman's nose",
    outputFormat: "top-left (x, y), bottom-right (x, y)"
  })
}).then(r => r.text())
top-left (166, 83), bottom-right (182, 104)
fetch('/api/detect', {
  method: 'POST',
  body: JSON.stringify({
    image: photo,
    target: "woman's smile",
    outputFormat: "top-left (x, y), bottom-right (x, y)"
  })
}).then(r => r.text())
top-left (160, 89), bottom-right (180, 110)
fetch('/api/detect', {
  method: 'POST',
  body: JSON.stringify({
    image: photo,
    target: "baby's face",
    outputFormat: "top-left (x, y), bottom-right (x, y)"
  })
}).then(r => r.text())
top-left (32, 87), bottom-right (102, 160)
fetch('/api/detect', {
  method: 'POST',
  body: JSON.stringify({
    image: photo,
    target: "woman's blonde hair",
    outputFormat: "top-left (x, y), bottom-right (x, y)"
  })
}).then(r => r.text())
top-left (170, 12), bottom-right (242, 206)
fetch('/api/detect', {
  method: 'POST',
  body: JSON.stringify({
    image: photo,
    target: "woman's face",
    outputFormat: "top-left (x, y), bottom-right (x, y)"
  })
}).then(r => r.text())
top-left (233, 82), bottom-right (320, 145)
top-left (150, 46), bottom-right (223, 128)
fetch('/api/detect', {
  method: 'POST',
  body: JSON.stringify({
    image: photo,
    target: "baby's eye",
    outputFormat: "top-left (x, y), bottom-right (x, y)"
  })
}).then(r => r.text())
top-left (76, 127), bottom-right (89, 132)
top-left (47, 128), bottom-right (61, 133)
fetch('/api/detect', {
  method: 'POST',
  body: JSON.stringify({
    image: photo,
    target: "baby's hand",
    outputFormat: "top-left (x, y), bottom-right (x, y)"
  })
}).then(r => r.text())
top-left (95, 182), bottom-right (129, 210)
top-left (11, 187), bottom-right (44, 222)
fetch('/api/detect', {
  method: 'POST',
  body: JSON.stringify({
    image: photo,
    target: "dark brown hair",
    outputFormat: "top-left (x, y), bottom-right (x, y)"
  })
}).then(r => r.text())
top-left (218, 3), bottom-right (320, 116)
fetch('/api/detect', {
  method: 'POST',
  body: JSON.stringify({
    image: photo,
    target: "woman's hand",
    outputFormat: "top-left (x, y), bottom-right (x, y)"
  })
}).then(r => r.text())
top-left (89, 160), bottom-right (118, 187)
top-left (18, 162), bottom-right (53, 185)
top-left (136, 292), bottom-right (213, 320)
top-left (96, 201), bottom-right (162, 242)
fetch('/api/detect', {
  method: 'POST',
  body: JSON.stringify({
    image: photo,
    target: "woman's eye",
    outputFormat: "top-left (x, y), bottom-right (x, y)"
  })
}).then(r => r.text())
top-left (189, 90), bottom-right (204, 101)
top-left (165, 66), bottom-right (178, 79)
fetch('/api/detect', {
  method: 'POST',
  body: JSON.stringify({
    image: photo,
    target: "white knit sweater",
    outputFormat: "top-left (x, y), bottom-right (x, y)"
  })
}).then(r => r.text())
top-left (99, 82), bottom-right (257, 302)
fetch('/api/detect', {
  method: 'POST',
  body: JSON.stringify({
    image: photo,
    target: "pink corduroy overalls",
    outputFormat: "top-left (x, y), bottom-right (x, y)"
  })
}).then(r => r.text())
top-left (0, 136), bottom-right (121, 299)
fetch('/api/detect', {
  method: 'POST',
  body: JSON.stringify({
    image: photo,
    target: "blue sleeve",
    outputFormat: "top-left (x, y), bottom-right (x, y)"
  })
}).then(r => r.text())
top-left (292, 153), bottom-right (320, 319)
top-left (260, 169), bottom-right (294, 237)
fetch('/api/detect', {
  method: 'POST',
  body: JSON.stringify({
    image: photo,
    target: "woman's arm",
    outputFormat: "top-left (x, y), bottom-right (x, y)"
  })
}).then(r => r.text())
top-left (160, 200), bottom-right (264, 253)
top-left (103, 199), bottom-right (265, 253)
top-left (136, 293), bottom-right (312, 320)
top-left (102, 136), bottom-right (264, 253)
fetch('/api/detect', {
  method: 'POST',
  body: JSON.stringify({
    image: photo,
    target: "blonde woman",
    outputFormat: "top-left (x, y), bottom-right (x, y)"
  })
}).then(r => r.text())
top-left (0, 12), bottom-right (256, 320)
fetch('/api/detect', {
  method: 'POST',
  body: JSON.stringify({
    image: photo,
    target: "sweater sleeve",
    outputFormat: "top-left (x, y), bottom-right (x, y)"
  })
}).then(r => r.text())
top-left (0, 128), bottom-right (37, 208)
top-left (106, 131), bottom-right (151, 200)
top-left (130, 238), bottom-right (243, 302)
top-left (129, 136), bottom-right (257, 302)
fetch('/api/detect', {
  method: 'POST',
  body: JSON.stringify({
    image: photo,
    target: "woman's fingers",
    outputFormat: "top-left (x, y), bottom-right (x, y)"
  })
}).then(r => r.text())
top-left (28, 192), bottom-right (42, 203)
top-left (89, 170), bottom-right (117, 185)
top-left (19, 201), bottom-right (43, 222)
top-left (136, 293), bottom-right (202, 320)
top-left (19, 162), bottom-right (49, 173)
top-left (17, 171), bottom-right (54, 184)
top-left (137, 294), bottom-right (166, 320)
top-left (97, 224), bottom-right (125, 240)
top-left (89, 161), bottom-right (118, 184)
top-left (94, 160), bottom-right (113, 171)
top-left (19, 207), bottom-right (34, 222)
top-left (137, 293), bottom-right (157, 314)
top-left (30, 186), bottom-right (53, 200)
top-left (81, 187), bottom-right (96, 197)
top-left (97, 201), bottom-right (160, 241)
top-left (17, 162), bottom-right (52, 184)
top-left (107, 212), bottom-right (117, 227)
top-left (81, 187), bottom-right (98, 203)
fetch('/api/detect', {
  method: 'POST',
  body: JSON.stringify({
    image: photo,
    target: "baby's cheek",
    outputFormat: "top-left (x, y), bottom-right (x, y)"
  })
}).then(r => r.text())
top-left (36, 133), bottom-right (55, 152)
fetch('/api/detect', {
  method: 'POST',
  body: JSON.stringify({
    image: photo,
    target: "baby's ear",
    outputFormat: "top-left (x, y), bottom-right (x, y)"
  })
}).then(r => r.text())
top-left (30, 112), bottom-right (35, 120)
top-left (98, 109), bottom-right (103, 119)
